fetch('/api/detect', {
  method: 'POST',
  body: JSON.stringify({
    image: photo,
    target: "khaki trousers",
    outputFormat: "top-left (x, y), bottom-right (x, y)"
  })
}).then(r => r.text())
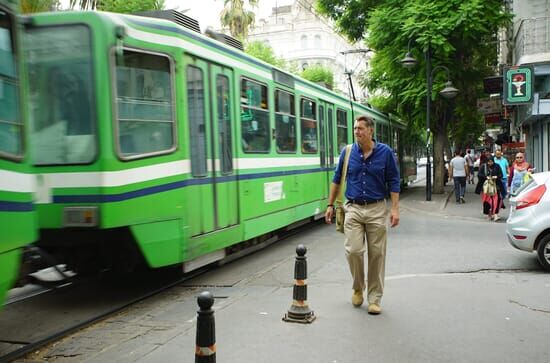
top-left (343, 201), bottom-right (388, 305)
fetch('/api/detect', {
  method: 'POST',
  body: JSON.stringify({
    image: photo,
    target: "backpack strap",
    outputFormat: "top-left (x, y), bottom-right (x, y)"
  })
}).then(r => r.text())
top-left (336, 144), bottom-right (352, 206)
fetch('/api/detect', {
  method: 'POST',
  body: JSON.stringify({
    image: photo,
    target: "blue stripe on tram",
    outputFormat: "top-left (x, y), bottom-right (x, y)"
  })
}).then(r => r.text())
top-left (53, 167), bottom-right (332, 204)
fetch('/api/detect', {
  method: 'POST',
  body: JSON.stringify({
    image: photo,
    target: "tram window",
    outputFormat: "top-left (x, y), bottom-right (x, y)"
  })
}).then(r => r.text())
top-left (241, 79), bottom-right (269, 153)
top-left (0, 10), bottom-right (22, 158)
top-left (275, 89), bottom-right (296, 153)
top-left (336, 109), bottom-right (347, 152)
top-left (300, 98), bottom-right (317, 153)
top-left (217, 75), bottom-right (232, 173)
top-left (115, 50), bottom-right (174, 159)
top-left (187, 66), bottom-right (207, 177)
top-left (25, 25), bottom-right (96, 165)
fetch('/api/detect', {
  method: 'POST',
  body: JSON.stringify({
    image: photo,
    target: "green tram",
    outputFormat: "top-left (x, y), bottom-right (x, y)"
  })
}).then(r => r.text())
top-left (0, 0), bottom-right (36, 308)
top-left (19, 10), bottom-right (413, 274)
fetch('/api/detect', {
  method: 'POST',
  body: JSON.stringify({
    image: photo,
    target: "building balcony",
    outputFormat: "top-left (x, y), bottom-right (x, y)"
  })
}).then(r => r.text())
top-left (514, 17), bottom-right (550, 65)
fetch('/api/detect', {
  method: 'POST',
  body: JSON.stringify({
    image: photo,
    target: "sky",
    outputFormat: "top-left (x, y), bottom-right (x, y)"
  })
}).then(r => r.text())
top-left (59, 0), bottom-right (294, 31)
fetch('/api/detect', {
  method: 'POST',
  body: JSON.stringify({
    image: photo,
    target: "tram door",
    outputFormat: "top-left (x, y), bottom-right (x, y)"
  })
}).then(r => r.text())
top-left (185, 56), bottom-right (238, 236)
top-left (318, 100), bottom-right (335, 198)
top-left (209, 64), bottom-right (238, 229)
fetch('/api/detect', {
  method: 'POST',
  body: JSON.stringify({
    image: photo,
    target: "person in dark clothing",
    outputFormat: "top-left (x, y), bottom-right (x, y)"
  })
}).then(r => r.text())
top-left (476, 157), bottom-right (504, 221)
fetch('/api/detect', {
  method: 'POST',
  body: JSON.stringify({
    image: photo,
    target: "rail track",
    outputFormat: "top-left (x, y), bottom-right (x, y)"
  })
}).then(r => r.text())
top-left (0, 218), bottom-right (322, 363)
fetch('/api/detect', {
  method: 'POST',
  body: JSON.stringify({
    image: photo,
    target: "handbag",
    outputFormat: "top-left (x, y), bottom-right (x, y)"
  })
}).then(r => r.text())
top-left (335, 145), bottom-right (352, 233)
top-left (483, 178), bottom-right (497, 196)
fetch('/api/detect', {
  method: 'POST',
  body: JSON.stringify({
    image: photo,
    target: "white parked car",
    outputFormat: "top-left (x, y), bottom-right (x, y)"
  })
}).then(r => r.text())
top-left (506, 171), bottom-right (550, 271)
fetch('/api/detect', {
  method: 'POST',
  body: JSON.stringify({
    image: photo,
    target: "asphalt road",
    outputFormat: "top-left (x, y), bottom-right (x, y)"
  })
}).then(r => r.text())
top-left (15, 194), bottom-right (550, 363)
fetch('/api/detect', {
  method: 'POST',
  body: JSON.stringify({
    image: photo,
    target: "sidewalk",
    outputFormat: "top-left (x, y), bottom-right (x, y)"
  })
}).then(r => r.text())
top-left (401, 177), bottom-right (510, 222)
top-left (22, 178), bottom-right (530, 363)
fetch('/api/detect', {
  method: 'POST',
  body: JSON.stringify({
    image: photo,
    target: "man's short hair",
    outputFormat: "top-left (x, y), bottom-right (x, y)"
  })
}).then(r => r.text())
top-left (356, 115), bottom-right (375, 128)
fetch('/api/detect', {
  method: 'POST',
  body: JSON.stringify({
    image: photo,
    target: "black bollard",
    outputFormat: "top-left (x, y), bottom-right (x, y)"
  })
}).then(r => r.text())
top-left (283, 244), bottom-right (316, 323)
top-left (196, 291), bottom-right (216, 363)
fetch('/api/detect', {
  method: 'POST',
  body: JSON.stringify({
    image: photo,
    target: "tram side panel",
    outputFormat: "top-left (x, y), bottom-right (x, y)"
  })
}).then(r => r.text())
top-left (0, 0), bottom-right (37, 308)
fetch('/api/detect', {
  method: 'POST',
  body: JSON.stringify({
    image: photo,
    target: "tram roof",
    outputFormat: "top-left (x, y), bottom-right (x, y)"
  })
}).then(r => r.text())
top-left (26, 10), bottom-right (404, 127)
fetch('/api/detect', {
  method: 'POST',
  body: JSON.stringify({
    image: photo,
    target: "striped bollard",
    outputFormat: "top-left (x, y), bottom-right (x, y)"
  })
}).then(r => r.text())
top-left (283, 244), bottom-right (316, 323)
top-left (196, 291), bottom-right (216, 362)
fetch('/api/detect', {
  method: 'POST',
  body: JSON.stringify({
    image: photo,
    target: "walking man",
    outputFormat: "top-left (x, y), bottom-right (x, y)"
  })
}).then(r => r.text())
top-left (449, 150), bottom-right (468, 203)
top-left (324, 115), bottom-right (400, 315)
top-left (494, 150), bottom-right (509, 205)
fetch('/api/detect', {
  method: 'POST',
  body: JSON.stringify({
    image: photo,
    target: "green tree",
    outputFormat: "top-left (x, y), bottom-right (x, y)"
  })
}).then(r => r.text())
top-left (220, 0), bottom-right (258, 41)
top-left (317, 0), bottom-right (511, 194)
top-left (301, 64), bottom-right (334, 90)
top-left (245, 41), bottom-right (286, 69)
top-left (97, 0), bottom-right (164, 13)
top-left (69, 0), bottom-right (163, 11)
top-left (21, 0), bottom-right (59, 13)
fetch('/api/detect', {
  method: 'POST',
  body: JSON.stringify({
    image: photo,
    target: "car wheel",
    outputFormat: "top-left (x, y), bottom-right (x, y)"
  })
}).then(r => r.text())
top-left (536, 235), bottom-right (550, 272)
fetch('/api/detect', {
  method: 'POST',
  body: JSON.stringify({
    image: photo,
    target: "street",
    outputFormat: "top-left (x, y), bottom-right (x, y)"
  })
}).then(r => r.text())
top-left (20, 183), bottom-right (550, 363)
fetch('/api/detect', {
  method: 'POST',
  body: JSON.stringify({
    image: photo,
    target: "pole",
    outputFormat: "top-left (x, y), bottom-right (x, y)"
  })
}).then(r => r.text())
top-left (425, 45), bottom-right (432, 201)
top-left (196, 291), bottom-right (216, 362)
top-left (346, 71), bottom-right (355, 121)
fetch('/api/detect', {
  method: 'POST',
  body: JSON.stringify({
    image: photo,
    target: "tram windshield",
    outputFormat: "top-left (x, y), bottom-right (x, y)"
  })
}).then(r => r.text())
top-left (24, 25), bottom-right (96, 165)
top-left (0, 8), bottom-right (22, 157)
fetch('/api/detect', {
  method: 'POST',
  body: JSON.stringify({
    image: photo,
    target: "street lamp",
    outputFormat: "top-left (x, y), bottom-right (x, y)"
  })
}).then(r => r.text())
top-left (401, 43), bottom-right (459, 201)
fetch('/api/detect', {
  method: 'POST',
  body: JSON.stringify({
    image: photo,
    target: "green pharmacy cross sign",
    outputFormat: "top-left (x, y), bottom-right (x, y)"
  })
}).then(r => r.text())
top-left (503, 66), bottom-right (534, 105)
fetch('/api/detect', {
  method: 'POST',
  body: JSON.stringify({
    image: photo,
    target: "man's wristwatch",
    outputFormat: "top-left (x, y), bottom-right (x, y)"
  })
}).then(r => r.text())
top-left (327, 204), bottom-right (334, 208)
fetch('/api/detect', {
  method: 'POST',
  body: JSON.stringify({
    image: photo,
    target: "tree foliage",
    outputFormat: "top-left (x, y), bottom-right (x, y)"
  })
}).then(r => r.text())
top-left (317, 0), bottom-right (511, 193)
top-left (68, 0), bottom-right (163, 11)
top-left (220, 0), bottom-right (258, 41)
top-left (97, 0), bottom-right (164, 13)
top-left (21, 0), bottom-right (59, 13)
top-left (244, 41), bottom-right (286, 69)
top-left (301, 64), bottom-right (334, 90)
top-left (316, 0), bottom-right (380, 42)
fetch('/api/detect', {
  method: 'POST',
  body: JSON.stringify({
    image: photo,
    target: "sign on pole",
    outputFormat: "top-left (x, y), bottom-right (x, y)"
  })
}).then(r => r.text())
top-left (503, 66), bottom-right (534, 105)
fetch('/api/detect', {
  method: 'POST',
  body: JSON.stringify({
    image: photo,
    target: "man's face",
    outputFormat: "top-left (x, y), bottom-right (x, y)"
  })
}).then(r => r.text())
top-left (495, 151), bottom-right (502, 158)
top-left (353, 120), bottom-right (373, 144)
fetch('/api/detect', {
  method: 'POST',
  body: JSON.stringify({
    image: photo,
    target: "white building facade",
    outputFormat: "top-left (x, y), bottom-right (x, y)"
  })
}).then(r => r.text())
top-left (248, 0), bottom-right (369, 100)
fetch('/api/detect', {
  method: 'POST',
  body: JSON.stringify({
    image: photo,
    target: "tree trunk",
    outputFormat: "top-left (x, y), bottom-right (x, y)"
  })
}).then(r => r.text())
top-left (432, 102), bottom-right (452, 195)
top-left (433, 129), bottom-right (447, 194)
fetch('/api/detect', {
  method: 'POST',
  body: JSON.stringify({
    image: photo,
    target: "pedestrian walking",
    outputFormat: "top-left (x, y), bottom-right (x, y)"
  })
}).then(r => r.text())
top-left (477, 157), bottom-right (504, 221)
top-left (494, 150), bottom-right (509, 207)
top-left (324, 115), bottom-right (400, 315)
top-left (449, 150), bottom-right (468, 204)
top-left (508, 152), bottom-right (533, 195)
top-left (465, 150), bottom-right (475, 184)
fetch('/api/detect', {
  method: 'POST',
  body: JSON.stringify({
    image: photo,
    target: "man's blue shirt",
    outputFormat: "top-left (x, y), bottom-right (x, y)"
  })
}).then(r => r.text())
top-left (495, 157), bottom-right (509, 178)
top-left (332, 142), bottom-right (401, 201)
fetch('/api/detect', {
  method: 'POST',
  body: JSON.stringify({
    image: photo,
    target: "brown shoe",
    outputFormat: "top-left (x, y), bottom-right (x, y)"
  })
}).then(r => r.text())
top-left (367, 303), bottom-right (382, 315)
top-left (352, 290), bottom-right (363, 307)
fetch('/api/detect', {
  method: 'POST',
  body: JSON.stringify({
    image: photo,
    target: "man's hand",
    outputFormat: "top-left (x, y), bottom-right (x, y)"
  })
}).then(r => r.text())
top-left (325, 206), bottom-right (334, 224)
top-left (390, 207), bottom-right (400, 228)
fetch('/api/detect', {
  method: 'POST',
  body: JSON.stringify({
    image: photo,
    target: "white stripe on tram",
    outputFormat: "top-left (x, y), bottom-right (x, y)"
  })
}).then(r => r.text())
top-left (33, 157), bottom-right (321, 190)
top-left (0, 170), bottom-right (36, 193)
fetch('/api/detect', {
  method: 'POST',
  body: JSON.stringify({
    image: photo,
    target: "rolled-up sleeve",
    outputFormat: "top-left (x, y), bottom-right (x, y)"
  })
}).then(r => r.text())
top-left (386, 151), bottom-right (401, 193)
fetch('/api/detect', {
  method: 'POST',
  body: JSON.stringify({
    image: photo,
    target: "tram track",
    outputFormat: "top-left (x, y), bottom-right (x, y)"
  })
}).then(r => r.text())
top-left (0, 218), bottom-right (323, 363)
